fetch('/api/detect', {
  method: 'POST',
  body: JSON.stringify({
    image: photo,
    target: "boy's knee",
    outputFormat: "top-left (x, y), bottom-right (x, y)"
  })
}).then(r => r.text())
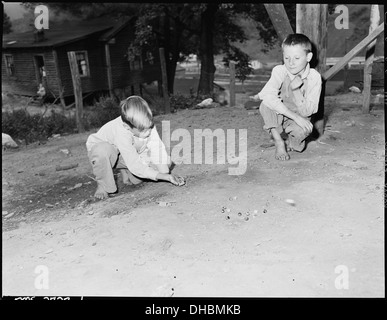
top-left (89, 142), bottom-right (118, 165)
top-left (260, 103), bottom-right (282, 133)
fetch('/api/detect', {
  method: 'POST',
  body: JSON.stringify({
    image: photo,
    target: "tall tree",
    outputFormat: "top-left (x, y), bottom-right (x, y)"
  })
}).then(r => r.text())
top-left (197, 4), bottom-right (218, 95)
top-left (3, 12), bottom-right (13, 34)
top-left (137, 3), bottom-right (250, 95)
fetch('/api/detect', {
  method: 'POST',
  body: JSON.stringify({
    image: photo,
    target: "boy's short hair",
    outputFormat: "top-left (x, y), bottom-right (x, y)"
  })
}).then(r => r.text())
top-left (120, 95), bottom-right (154, 131)
top-left (282, 33), bottom-right (312, 53)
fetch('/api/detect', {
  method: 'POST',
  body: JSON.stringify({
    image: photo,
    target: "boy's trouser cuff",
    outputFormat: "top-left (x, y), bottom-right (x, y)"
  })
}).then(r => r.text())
top-left (259, 102), bottom-right (284, 133)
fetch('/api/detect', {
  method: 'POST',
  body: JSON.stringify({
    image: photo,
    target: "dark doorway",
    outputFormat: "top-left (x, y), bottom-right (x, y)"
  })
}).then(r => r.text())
top-left (34, 55), bottom-right (45, 84)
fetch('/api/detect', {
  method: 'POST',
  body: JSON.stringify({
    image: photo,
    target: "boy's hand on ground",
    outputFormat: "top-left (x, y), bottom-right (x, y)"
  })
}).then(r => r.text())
top-left (294, 115), bottom-right (313, 135)
top-left (290, 76), bottom-right (303, 90)
top-left (169, 174), bottom-right (185, 186)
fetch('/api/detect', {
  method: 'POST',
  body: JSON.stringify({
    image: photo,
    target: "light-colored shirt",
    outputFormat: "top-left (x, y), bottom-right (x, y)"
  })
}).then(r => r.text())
top-left (258, 63), bottom-right (322, 117)
top-left (86, 116), bottom-right (169, 181)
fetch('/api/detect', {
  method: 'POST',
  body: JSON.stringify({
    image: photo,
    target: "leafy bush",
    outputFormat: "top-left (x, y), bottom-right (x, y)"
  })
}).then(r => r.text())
top-left (1, 95), bottom-right (123, 145)
top-left (84, 95), bottom-right (120, 130)
top-left (170, 93), bottom-right (200, 110)
top-left (2, 109), bottom-right (76, 144)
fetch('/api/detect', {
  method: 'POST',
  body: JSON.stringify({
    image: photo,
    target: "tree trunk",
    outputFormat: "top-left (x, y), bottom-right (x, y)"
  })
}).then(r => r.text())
top-left (296, 4), bottom-right (328, 138)
top-left (197, 4), bottom-right (218, 96)
top-left (166, 18), bottom-right (183, 95)
top-left (160, 9), bottom-right (183, 95)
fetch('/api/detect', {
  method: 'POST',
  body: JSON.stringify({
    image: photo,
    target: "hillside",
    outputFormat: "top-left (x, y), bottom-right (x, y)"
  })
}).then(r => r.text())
top-left (327, 4), bottom-right (384, 57)
top-left (234, 4), bottom-right (384, 61)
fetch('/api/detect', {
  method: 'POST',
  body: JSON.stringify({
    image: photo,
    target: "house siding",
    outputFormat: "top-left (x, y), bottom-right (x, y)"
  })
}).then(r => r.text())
top-left (54, 32), bottom-right (109, 97)
top-left (2, 48), bottom-right (59, 96)
top-left (2, 22), bottom-right (163, 99)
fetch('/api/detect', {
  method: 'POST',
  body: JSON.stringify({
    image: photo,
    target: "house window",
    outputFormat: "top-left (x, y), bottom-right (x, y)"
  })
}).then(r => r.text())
top-left (145, 51), bottom-right (154, 65)
top-left (4, 54), bottom-right (15, 76)
top-left (127, 45), bottom-right (143, 70)
top-left (75, 51), bottom-right (90, 77)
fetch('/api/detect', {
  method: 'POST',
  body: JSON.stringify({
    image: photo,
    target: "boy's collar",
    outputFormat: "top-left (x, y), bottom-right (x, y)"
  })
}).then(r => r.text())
top-left (286, 63), bottom-right (310, 80)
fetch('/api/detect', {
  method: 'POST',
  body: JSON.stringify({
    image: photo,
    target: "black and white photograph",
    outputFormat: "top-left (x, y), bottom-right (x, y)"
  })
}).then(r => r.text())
top-left (2, 2), bottom-right (385, 302)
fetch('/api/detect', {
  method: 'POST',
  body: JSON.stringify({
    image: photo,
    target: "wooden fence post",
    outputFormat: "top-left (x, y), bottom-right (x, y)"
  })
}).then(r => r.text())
top-left (229, 61), bottom-right (236, 107)
top-left (104, 44), bottom-right (114, 99)
top-left (343, 37), bottom-right (349, 92)
top-left (362, 5), bottom-right (380, 113)
top-left (67, 51), bottom-right (84, 133)
top-left (159, 47), bottom-right (171, 114)
top-left (263, 4), bottom-right (294, 43)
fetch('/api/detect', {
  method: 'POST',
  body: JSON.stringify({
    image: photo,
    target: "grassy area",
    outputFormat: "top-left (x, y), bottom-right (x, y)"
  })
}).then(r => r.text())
top-left (174, 75), bottom-right (266, 96)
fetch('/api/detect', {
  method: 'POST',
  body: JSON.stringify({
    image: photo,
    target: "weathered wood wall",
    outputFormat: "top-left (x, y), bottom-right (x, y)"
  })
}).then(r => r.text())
top-left (2, 25), bottom-right (163, 99)
top-left (55, 33), bottom-right (108, 97)
top-left (2, 48), bottom-right (58, 96)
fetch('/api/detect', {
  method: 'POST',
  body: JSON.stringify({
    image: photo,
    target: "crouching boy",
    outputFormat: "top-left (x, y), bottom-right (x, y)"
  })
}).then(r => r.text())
top-left (86, 95), bottom-right (184, 199)
top-left (251, 33), bottom-right (322, 160)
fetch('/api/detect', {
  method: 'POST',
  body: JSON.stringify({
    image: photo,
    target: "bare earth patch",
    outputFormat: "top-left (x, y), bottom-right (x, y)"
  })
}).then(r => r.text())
top-left (2, 92), bottom-right (384, 297)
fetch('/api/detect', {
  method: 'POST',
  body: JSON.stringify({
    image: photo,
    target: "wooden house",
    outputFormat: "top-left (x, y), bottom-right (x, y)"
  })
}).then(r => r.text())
top-left (2, 17), bottom-right (163, 103)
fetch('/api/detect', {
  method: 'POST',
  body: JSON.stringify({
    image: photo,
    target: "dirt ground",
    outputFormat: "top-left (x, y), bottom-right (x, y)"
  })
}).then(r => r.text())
top-left (2, 91), bottom-right (385, 298)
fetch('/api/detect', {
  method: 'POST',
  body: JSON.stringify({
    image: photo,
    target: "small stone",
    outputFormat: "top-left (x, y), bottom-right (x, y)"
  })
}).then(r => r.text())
top-left (237, 212), bottom-right (242, 217)
top-left (45, 249), bottom-right (53, 254)
top-left (244, 217), bottom-right (249, 221)
top-left (158, 201), bottom-right (172, 207)
top-left (285, 199), bottom-right (296, 206)
top-left (263, 209), bottom-right (267, 213)
top-left (4, 211), bottom-right (15, 218)
top-left (226, 208), bottom-right (231, 213)
top-left (349, 86), bottom-right (361, 93)
top-left (59, 148), bottom-right (71, 155)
